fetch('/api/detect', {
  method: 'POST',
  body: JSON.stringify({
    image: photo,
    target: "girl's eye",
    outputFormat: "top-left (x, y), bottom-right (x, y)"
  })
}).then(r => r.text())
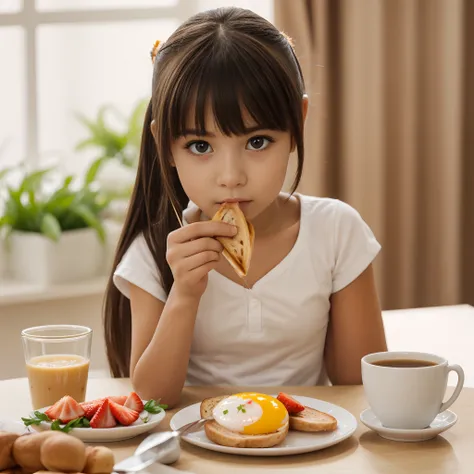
top-left (246, 136), bottom-right (273, 151)
top-left (186, 141), bottom-right (213, 155)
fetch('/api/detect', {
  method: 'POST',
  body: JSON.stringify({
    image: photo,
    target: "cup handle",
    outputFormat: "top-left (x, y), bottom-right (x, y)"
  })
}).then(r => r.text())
top-left (439, 364), bottom-right (465, 413)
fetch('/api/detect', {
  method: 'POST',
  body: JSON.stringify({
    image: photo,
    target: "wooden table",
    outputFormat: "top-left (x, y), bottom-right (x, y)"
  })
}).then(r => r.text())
top-left (0, 378), bottom-right (471, 474)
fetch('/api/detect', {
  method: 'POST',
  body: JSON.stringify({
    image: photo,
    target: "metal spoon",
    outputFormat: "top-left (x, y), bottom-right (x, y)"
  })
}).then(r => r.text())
top-left (114, 417), bottom-right (212, 472)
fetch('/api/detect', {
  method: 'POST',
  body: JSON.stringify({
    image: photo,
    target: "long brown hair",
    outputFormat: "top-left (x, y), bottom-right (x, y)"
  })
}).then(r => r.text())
top-left (104, 7), bottom-right (307, 377)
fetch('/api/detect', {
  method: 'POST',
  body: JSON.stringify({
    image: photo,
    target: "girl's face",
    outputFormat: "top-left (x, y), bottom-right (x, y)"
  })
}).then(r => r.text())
top-left (169, 106), bottom-right (293, 221)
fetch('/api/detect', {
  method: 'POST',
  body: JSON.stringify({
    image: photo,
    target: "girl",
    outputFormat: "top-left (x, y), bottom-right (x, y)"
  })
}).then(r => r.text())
top-left (104, 6), bottom-right (387, 407)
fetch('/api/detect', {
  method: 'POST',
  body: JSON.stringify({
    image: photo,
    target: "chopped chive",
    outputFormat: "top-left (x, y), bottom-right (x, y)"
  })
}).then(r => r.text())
top-left (223, 409), bottom-right (228, 415)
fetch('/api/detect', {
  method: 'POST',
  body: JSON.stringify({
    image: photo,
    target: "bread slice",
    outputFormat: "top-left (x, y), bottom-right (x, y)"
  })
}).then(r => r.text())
top-left (288, 407), bottom-right (338, 432)
top-left (200, 395), bottom-right (288, 448)
top-left (204, 419), bottom-right (289, 448)
top-left (211, 203), bottom-right (254, 278)
top-left (200, 395), bottom-right (230, 419)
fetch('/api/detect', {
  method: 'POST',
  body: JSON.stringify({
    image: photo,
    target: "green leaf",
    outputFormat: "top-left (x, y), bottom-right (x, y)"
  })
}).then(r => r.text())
top-left (21, 411), bottom-right (52, 427)
top-left (47, 416), bottom-right (90, 433)
top-left (40, 213), bottom-right (62, 242)
top-left (51, 419), bottom-right (62, 431)
top-left (63, 175), bottom-right (74, 188)
top-left (0, 167), bottom-right (12, 181)
top-left (0, 215), bottom-right (13, 228)
top-left (71, 203), bottom-right (105, 243)
top-left (84, 157), bottom-right (107, 185)
top-left (144, 399), bottom-right (168, 414)
top-left (19, 168), bottom-right (53, 194)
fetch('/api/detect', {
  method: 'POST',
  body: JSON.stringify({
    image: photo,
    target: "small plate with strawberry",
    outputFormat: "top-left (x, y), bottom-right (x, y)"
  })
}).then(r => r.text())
top-left (21, 392), bottom-right (167, 442)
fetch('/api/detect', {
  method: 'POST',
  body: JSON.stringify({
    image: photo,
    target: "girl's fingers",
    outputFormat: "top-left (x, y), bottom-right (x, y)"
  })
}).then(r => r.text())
top-left (169, 221), bottom-right (237, 244)
top-left (183, 251), bottom-right (220, 272)
top-left (180, 237), bottom-right (223, 258)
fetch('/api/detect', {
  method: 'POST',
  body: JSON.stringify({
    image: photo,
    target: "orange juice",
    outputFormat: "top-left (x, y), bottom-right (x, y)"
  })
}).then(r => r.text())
top-left (26, 354), bottom-right (90, 409)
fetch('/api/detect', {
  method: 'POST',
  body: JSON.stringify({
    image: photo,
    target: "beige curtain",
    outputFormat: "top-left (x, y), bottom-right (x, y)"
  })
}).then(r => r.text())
top-left (275, 0), bottom-right (474, 310)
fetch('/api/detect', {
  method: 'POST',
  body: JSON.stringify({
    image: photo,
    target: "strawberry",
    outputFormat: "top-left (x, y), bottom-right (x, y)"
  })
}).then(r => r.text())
top-left (80, 399), bottom-right (103, 420)
top-left (90, 399), bottom-right (117, 428)
top-left (109, 400), bottom-right (139, 426)
top-left (277, 392), bottom-right (305, 414)
top-left (124, 392), bottom-right (144, 413)
top-left (108, 395), bottom-right (127, 405)
top-left (44, 395), bottom-right (85, 423)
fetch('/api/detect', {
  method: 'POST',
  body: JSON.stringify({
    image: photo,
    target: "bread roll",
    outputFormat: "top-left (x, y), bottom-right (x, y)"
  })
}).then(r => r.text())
top-left (40, 432), bottom-right (86, 473)
top-left (83, 446), bottom-right (115, 474)
top-left (12, 431), bottom-right (57, 472)
top-left (0, 431), bottom-right (19, 470)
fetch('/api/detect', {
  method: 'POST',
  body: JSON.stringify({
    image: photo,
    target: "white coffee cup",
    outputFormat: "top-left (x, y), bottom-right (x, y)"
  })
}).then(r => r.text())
top-left (361, 351), bottom-right (464, 429)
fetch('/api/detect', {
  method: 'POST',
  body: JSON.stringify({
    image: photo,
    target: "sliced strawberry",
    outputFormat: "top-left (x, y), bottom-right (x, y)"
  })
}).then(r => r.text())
top-left (124, 392), bottom-right (144, 413)
top-left (109, 400), bottom-right (139, 426)
top-left (44, 395), bottom-right (85, 423)
top-left (108, 395), bottom-right (127, 405)
top-left (277, 392), bottom-right (305, 414)
top-left (80, 400), bottom-right (103, 420)
top-left (90, 399), bottom-right (117, 428)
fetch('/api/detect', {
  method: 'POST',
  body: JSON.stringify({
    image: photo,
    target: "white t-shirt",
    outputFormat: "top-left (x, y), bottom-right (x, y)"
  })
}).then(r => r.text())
top-left (113, 194), bottom-right (381, 386)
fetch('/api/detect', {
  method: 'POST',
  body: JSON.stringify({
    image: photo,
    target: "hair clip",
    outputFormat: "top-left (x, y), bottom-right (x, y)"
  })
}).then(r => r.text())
top-left (150, 40), bottom-right (161, 64)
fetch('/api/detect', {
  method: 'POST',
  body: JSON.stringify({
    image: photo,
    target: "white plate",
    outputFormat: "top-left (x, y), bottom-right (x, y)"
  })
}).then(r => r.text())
top-left (360, 407), bottom-right (457, 442)
top-left (27, 404), bottom-right (166, 443)
top-left (169, 394), bottom-right (357, 456)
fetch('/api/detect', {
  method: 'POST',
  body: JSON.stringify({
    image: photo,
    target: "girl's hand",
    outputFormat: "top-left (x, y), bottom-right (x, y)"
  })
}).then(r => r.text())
top-left (166, 221), bottom-right (237, 300)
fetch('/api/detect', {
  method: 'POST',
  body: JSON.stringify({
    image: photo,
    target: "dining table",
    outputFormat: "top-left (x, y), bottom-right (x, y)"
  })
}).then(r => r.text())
top-left (0, 377), bottom-right (472, 474)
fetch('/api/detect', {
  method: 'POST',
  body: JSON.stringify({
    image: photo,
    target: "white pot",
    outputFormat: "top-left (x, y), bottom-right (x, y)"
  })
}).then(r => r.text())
top-left (9, 228), bottom-right (104, 285)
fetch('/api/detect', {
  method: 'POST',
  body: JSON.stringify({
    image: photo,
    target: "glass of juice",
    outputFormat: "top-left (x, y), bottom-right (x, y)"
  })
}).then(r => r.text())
top-left (21, 325), bottom-right (92, 409)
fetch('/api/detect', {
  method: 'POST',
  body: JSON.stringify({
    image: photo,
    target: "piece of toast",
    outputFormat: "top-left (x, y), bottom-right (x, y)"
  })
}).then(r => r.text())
top-left (211, 203), bottom-right (254, 278)
top-left (200, 395), bottom-right (288, 448)
top-left (288, 406), bottom-right (338, 432)
top-left (204, 420), bottom-right (289, 448)
top-left (200, 395), bottom-right (230, 419)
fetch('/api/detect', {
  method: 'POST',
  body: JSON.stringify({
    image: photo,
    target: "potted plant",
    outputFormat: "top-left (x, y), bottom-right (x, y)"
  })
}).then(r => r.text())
top-left (75, 100), bottom-right (145, 269)
top-left (0, 165), bottom-right (110, 285)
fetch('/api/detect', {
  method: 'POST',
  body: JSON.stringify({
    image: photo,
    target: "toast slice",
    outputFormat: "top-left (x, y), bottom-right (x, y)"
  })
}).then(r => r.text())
top-left (288, 406), bottom-right (338, 432)
top-left (211, 203), bottom-right (254, 278)
top-left (204, 419), bottom-right (289, 448)
top-left (200, 395), bottom-right (230, 419)
top-left (200, 395), bottom-right (288, 448)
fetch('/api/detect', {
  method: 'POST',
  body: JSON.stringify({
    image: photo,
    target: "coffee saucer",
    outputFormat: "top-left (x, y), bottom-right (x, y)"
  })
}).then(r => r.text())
top-left (360, 408), bottom-right (457, 442)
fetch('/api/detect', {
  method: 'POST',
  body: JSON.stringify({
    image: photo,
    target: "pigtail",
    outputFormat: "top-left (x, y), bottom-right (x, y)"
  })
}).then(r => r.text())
top-left (103, 99), bottom-right (187, 378)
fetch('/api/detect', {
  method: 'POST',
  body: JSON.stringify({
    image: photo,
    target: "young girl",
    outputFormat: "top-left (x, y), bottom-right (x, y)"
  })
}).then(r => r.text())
top-left (104, 6), bottom-right (387, 407)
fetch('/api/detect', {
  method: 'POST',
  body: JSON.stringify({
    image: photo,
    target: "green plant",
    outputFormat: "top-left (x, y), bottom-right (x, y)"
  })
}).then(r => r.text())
top-left (75, 99), bottom-right (148, 168)
top-left (0, 163), bottom-right (110, 243)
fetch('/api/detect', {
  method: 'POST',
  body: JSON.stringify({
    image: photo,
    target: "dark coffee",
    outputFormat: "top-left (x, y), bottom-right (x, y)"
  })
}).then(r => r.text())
top-left (372, 359), bottom-right (437, 368)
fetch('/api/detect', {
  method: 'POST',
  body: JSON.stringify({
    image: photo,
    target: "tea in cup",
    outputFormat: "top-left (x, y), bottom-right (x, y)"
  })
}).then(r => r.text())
top-left (361, 351), bottom-right (464, 429)
top-left (22, 325), bottom-right (92, 409)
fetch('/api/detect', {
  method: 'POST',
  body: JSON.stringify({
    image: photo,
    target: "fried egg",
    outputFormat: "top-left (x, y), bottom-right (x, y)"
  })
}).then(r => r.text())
top-left (212, 392), bottom-right (289, 435)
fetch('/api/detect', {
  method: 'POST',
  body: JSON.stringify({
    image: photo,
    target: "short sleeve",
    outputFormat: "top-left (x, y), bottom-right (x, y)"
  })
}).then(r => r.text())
top-left (331, 200), bottom-right (381, 293)
top-left (113, 234), bottom-right (167, 302)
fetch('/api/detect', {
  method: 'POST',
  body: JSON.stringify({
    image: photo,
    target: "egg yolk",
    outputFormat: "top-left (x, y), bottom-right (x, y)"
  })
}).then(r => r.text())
top-left (212, 392), bottom-right (288, 435)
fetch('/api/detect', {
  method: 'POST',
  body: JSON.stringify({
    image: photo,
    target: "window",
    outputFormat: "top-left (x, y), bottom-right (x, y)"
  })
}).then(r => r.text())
top-left (0, 0), bottom-right (274, 172)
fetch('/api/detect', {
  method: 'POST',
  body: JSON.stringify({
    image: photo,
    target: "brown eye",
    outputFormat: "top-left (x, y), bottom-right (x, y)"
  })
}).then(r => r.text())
top-left (187, 141), bottom-right (212, 155)
top-left (246, 136), bottom-right (272, 151)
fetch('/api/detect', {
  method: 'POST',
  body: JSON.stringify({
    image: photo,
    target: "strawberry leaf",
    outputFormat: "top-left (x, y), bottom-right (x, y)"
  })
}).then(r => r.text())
top-left (21, 411), bottom-right (52, 427)
top-left (144, 399), bottom-right (168, 414)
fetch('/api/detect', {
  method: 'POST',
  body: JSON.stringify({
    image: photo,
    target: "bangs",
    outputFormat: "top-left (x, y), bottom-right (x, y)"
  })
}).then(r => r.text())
top-left (167, 34), bottom-right (300, 138)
